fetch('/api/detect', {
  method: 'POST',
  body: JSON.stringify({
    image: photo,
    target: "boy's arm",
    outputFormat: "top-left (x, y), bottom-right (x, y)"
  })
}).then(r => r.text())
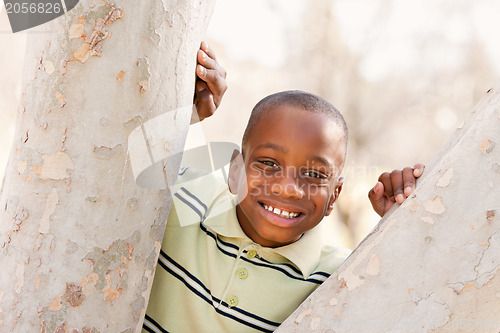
top-left (193, 41), bottom-right (227, 121)
top-left (368, 163), bottom-right (425, 217)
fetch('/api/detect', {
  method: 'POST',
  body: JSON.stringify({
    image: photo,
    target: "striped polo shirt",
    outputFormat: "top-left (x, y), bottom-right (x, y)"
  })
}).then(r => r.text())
top-left (143, 168), bottom-right (351, 333)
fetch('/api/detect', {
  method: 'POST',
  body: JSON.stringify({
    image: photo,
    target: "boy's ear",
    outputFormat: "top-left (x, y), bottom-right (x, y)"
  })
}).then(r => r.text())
top-left (228, 149), bottom-right (243, 195)
top-left (325, 177), bottom-right (344, 216)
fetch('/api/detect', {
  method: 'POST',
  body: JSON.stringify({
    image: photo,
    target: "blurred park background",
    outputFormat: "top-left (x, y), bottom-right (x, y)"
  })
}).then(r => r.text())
top-left (1, 0), bottom-right (499, 249)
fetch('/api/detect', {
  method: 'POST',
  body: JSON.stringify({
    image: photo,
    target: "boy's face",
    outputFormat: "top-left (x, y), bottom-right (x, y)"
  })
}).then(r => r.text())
top-left (229, 105), bottom-right (345, 248)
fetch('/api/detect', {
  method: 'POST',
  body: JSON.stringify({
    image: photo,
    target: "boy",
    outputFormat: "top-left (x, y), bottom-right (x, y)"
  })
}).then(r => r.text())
top-left (143, 43), bottom-right (423, 332)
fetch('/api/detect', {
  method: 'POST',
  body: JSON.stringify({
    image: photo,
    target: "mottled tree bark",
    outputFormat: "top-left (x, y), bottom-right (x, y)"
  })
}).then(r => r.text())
top-left (277, 83), bottom-right (500, 332)
top-left (0, 0), bottom-right (216, 332)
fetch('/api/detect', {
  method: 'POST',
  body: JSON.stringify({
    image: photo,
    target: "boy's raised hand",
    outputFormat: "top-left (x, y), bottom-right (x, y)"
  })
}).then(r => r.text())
top-left (368, 164), bottom-right (425, 217)
top-left (193, 41), bottom-right (227, 121)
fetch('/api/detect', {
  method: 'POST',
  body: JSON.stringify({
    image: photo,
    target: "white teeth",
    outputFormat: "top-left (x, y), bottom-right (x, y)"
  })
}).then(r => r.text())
top-left (263, 204), bottom-right (299, 219)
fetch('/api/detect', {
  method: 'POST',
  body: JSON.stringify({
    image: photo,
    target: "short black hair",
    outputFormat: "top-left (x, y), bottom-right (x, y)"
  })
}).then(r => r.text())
top-left (242, 90), bottom-right (348, 156)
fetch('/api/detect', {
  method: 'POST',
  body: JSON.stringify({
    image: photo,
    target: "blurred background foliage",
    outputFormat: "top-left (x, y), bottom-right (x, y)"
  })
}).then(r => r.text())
top-left (1, 0), bottom-right (498, 249)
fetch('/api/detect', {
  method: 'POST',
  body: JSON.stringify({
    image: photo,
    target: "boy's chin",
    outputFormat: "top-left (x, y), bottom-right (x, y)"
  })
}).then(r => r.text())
top-left (254, 231), bottom-right (303, 248)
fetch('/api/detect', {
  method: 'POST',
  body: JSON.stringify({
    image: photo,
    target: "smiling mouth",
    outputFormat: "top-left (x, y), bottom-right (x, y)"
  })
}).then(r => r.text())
top-left (259, 202), bottom-right (302, 219)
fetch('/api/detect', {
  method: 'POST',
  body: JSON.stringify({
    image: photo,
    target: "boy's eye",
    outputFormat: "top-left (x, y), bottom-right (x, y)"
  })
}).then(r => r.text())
top-left (303, 170), bottom-right (328, 179)
top-left (259, 160), bottom-right (279, 168)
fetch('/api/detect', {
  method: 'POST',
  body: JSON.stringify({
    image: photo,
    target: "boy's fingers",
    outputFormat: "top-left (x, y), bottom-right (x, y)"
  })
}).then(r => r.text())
top-left (368, 181), bottom-right (386, 217)
top-left (198, 50), bottom-right (217, 70)
top-left (390, 169), bottom-right (405, 204)
top-left (402, 167), bottom-right (416, 197)
top-left (413, 163), bottom-right (425, 177)
top-left (197, 49), bottom-right (227, 80)
top-left (368, 181), bottom-right (383, 199)
top-left (196, 64), bottom-right (207, 79)
top-left (194, 41), bottom-right (227, 120)
top-left (200, 41), bottom-right (217, 61)
top-left (194, 89), bottom-right (216, 120)
top-left (196, 80), bottom-right (208, 93)
top-left (378, 172), bottom-right (393, 200)
top-left (200, 70), bottom-right (227, 107)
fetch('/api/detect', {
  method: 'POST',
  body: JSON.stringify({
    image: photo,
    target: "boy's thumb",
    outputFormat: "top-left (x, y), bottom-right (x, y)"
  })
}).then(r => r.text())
top-left (368, 182), bottom-right (386, 214)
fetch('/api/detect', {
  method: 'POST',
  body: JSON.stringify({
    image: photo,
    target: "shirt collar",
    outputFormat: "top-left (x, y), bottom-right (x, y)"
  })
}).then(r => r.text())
top-left (204, 190), bottom-right (326, 278)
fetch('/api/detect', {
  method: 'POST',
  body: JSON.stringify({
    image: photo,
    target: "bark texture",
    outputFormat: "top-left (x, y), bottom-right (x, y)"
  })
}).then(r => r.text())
top-left (0, 0), bottom-right (216, 332)
top-left (277, 82), bottom-right (500, 332)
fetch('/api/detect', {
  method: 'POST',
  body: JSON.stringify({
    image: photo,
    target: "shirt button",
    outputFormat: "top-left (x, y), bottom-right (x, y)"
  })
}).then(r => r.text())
top-left (237, 268), bottom-right (248, 279)
top-left (227, 296), bottom-right (238, 307)
top-left (246, 250), bottom-right (257, 259)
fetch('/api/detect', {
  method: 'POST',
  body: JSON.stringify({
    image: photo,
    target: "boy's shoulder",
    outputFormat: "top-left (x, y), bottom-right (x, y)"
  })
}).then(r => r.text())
top-left (318, 243), bottom-right (351, 273)
top-left (170, 166), bottom-right (232, 228)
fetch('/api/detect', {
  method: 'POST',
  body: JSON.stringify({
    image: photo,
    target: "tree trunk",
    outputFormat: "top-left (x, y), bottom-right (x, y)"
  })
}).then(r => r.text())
top-left (277, 83), bottom-right (500, 332)
top-left (0, 1), bottom-right (216, 332)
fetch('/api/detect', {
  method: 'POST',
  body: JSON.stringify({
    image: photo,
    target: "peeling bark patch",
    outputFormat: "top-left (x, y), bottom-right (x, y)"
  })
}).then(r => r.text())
top-left (5, 196), bottom-right (29, 233)
top-left (123, 115), bottom-right (143, 129)
top-left (32, 151), bottom-right (74, 180)
top-left (366, 254), bottom-right (380, 276)
top-left (86, 196), bottom-right (98, 203)
top-left (84, 231), bottom-right (139, 294)
top-left (80, 273), bottom-right (98, 288)
top-left (150, 205), bottom-right (169, 241)
top-left (73, 4), bottom-right (124, 63)
top-left (93, 144), bottom-right (123, 159)
top-left (48, 296), bottom-right (62, 311)
top-left (39, 188), bottom-right (59, 234)
top-left (423, 196), bottom-right (446, 215)
top-left (69, 24), bottom-right (85, 39)
top-left (89, 4), bottom-right (124, 55)
top-left (55, 92), bottom-right (66, 108)
top-left (63, 283), bottom-right (85, 307)
top-left (102, 273), bottom-right (124, 303)
top-left (35, 276), bottom-right (41, 289)
top-left (136, 57), bottom-right (151, 93)
top-left (100, 117), bottom-right (110, 127)
top-left (55, 322), bottom-right (68, 333)
top-left (15, 263), bottom-right (24, 293)
top-left (130, 294), bottom-right (145, 320)
top-left (22, 130), bottom-right (29, 143)
top-left (117, 70), bottom-right (125, 81)
top-left (73, 43), bottom-right (90, 63)
top-left (44, 61), bottom-right (55, 74)
top-left (459, 282), bottom-right (477, 294)
top-left (436, 168), bottom-right (453, 187)
top-left (294, 308), bottom-right (312, 324)
top-left (480, 139), bottom-right (495, 153)
top-left (126, 197), bottom-right (138, 210)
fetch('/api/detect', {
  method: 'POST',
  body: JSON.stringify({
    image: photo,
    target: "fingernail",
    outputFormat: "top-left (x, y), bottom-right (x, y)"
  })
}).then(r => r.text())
top-left (197, 65), bottom-right (206, 77)
top-left (396, 194), bottom-right (404, 203)
top-left (404, 186), bottom-right (412, 196)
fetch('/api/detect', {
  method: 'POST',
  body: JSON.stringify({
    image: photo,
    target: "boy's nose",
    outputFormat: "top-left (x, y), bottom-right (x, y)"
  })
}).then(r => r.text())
top-left (271, 171), bottom-right (305, 199)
